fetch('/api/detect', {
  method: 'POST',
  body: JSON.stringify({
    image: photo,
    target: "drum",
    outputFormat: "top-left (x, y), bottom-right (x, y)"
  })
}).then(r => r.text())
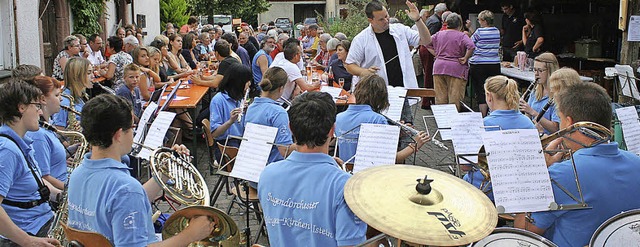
top-left (589, 209), bottom-right (640, 247)
top-left (473, 227), bottom-right (557, 247)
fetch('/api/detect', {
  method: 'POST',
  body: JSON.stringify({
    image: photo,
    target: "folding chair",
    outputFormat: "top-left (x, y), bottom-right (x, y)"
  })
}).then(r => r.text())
top-left (61, 222), bottom-right (112, 247)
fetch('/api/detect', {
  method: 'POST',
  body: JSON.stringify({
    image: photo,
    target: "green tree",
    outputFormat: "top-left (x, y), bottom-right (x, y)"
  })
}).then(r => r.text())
top-left (69, 0), bottom-right (106, 36)
top-left (160, 0), bottom-right (190, 31)
top-left (187, 0), bottom-right (271, 26)
top-left (323, 0), bottom-right (387, 39)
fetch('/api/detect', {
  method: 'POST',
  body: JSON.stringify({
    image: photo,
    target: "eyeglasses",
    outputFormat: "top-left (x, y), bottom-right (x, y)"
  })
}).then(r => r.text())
top-left (29, 102), bottom-right (43, 110)
top-left (533, 68), bottom-right (547, 73)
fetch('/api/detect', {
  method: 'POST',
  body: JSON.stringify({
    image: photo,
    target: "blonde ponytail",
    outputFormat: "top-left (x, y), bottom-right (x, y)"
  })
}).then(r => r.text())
top-left (484, 75), bottom-right (520, 110)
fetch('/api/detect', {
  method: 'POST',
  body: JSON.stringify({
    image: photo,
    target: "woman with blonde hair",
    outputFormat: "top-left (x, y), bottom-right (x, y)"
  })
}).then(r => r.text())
top-left (518, 52), bottom-right (560, 134)
top-left (131, 46), bottom-right (161, 100)
top-left (548, 67), bottom-right (581, 98)
top-left (53, 57), bottom-right (93, 129)
top-left (484, 75), bottom-right (536, 130)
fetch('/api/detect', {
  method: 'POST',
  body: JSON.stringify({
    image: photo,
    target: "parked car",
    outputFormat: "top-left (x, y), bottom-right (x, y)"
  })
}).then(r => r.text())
top-left (274, 17), bottom-right (292, 34)
top-left (303, 17), bottom-right (317, 26)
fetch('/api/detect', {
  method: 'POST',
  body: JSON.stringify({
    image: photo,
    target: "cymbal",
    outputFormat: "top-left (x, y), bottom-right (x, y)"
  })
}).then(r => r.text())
top-left (344, 165), bottom-right (497, 246)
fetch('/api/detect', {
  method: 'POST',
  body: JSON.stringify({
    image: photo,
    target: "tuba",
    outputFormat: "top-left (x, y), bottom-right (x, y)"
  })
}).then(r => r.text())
top-left (41, 121), bottom-right (89, 245)
top-left (541, 121), bottom-right (612, 147)
top-left (60, 94), bottom-right (82, 132)
top-left (149, 147), bottom-right (210, 206)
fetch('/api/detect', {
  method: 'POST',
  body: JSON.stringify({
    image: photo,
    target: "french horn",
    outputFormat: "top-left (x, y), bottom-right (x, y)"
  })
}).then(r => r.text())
top-left (162, 206), bottom-right (240, 247)
top-left (150, 147), bottom-right (210, 206)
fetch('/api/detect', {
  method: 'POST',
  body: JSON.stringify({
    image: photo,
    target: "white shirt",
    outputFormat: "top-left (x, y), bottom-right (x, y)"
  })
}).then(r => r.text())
top-left (86, 45), bottom-right (105, 65)
top-left (270, 57), bottom-right (303, 101)
top-left (273, 52), bottom-right (304, 71)
top-left (346, 23), bottom-right (420, 89)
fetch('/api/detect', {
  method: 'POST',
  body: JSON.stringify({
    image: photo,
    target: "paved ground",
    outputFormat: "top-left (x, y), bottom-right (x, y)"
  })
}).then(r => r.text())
top-left (159, 104), bottom-right (459, 246)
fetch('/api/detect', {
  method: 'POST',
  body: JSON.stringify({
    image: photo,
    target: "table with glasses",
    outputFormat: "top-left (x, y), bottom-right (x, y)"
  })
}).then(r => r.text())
top-left (501, 64), bottom-right (593, 82)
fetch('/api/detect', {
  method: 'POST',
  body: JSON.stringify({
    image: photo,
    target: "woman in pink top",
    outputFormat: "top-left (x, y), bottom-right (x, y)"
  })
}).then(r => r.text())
top-left (427, 13), bottom-right (475, 111)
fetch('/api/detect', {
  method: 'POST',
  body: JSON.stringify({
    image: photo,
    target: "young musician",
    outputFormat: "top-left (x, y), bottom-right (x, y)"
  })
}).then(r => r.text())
top-left (258, 92), bottom-right (367, 246)
top-left (518, 52), bottom-right (559, 135)
top-left (52, 57), bottom-right (93, 129)
top-left (66, 94), bottom-right (213, 246)
top-left (548, 67), bottom-right (581, 98)
top-left (209, 63), bottom-right (251, 157)
top-left (25, 76), bottom-right (67, 191)
top-left (115, 64), bottom-right (143, 121)
top-left (335, 74), bottom-right (429, 164)
top-left (515, 82), bottom-right (640, 247)
top-left (463, 75), bottom-right (535, 201)
top-left (483, 75), bottom-right (535, 130)
top-left (244, 67), bottom-right (294, 164)
top-left (0, 81), bottom-right (59, 247)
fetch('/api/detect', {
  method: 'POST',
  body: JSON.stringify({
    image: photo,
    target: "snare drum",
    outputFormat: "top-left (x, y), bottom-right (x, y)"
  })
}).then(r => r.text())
top-left (473, 227), bottom-right (557, 247)
top-left (589, 209), bottom-right (640, 247)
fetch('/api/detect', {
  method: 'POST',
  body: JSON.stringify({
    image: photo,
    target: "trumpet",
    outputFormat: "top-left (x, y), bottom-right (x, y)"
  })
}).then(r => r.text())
top-left (521, 79), bottom-right (538, 102)
top-left (237, 88), bottom-right (250, 123)
top-left (383, 115), bottom-right (449, 151)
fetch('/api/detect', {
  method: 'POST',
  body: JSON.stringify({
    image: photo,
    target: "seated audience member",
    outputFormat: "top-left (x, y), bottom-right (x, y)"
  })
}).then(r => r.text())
top-left (327, 40), bottom-right (353, 90)
top-left (0, 81), bottom-right (60, 246)
top-left (192, 39), bottom-right (237, 88)
top-left (258, 91), bottom-right (367, 246)
top-left (251, 36), bottom-right (276, 85)
top-left (194, 32), bottom-right (213, 61)
top-left (270, 33), bottom-right (289, 59)
top-left (181, 33), bottom-right (198, 69)
top-left (11, 64), bottom-right (43, 82)
top-left (311, 33), bottom-right (333, 70)
top-left (335, 74), bottom-right (429, 164)
top-left (115, 64), bottom-right (143, 121)
top-left (66, 94), bottom-right (213, 246)
top-left (53, 35), bottom-right (81, 80)
top-left (515, 82), bottom-right (640, 246)
top-left (270, 41), bottom-right (320, 102)
top-left (221, 33), bottom-right (251, 66)
top-left (100, 36), bottom-right (133, 89)
top-left (239, 32), bottom-right (258, 62)
top-left (87, 34), bottom-right (106, 66)
top-left (26, 76), bottom-right (67, 191)
top-left (75, 34), bottom-right (89, 59)
top-left (131, 46), bottom-right (160, 101)
top-left (167, 34), bottom-right (193, 76)
top-left (123, 35), bottom-right (139, 54)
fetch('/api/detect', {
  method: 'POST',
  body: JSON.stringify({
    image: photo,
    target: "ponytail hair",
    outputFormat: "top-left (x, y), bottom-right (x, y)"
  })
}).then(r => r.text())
top-left (484, 75), bottom-right (520, 110)
top-left (259, 67), bottom-right (289, 92)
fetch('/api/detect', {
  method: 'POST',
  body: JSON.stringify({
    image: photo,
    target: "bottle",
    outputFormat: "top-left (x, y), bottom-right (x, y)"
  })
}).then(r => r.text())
top-left (327, 66), bottom-right (334, 86)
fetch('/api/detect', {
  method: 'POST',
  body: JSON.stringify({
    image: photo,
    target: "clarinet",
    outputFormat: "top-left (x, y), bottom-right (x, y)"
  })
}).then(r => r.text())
top-left (535, 98), bottom-right (554, 123)
top-left (237, 88), bottom-right (250, 123)
top-left (521, 78), bottom-right (538, 102)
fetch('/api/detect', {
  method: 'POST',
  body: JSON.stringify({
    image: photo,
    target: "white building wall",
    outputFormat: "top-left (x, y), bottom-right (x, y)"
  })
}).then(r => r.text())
top-left (133, 0), bottom-right (160, 45)
top-left (105, 0), bottom-right (118, 37)
top-left (0, 0), bottom-right (16, 70)
top-left (259, 2), bottom-right (295, 25)
top-left (14, 0), bottom-right (43, 67)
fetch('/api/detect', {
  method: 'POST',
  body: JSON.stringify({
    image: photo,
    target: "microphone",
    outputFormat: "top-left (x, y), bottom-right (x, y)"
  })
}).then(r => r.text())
top-left (535, 99), bottom-right (554, 123)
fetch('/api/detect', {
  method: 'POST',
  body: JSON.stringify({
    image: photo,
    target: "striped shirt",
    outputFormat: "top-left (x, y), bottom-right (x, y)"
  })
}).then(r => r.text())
top-left (469, 27), bottom-right (501, 64)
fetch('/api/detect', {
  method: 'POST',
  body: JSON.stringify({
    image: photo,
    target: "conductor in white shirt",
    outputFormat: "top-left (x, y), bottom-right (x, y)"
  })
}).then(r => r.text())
top-left (345, 0), bottom-right (432, 89)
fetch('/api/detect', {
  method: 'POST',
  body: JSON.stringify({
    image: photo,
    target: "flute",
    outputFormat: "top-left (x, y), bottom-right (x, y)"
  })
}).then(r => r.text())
top-left (237, 88), bottom-right (250, 123)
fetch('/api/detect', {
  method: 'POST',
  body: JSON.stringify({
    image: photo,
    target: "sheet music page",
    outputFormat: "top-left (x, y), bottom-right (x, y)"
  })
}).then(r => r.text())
top-left (353, 124), bottom-right (400, 173)
top-left (230, 123), bottom-right (278, 182)
top-left (616, 106), bottom-right (640, 155)
top-left (482, 129), bottom-right (555, 213)
top-left (134, 102), bottom-right (158, 144)
top-left (450, 112), bottom-right (484, 164)
top-left (615, 65), bottom-right (640, 100)
top-left (381, 86), bottom-right (407, 122)
top-left (320, 86), bottom-right (343, 102)
top-left (138, 111), bottom-right (176, 159)
top-left (430, 104), bottom-right (458, 140)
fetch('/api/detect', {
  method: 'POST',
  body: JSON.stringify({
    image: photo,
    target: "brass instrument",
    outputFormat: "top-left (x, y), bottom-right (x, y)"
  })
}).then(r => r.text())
top-left (540, 121), bottom-right (612, 147)
top-left (93, 82), bottom-right (116, 95)
top-left (41, 121), bottom-right (89, 245)
top-left (162, 206), bottom-right (240, 247)
top-left (60, 94), bottom-right (82, 132)
top-left (150, 147), bottom-right (209, 206)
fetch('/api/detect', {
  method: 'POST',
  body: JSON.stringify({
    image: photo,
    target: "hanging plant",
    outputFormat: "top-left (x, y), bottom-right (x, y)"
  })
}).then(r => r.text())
top-left (69, 0), bottom-right (106, 36)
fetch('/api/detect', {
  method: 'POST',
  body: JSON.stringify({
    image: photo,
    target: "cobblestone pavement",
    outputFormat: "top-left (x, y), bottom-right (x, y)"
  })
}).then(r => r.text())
top-left (169, 105), bottom-right (458, 246)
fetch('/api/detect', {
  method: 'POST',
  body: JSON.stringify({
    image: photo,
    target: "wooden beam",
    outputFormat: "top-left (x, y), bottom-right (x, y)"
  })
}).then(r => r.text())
top-left (620, 0), bottom-right (640, 65)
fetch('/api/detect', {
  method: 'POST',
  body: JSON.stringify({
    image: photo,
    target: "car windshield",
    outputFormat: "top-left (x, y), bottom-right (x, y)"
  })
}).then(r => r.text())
top-left (213, 17), bottom-right (231, 25)
top-left (276, 19), bottom-right (289, 24)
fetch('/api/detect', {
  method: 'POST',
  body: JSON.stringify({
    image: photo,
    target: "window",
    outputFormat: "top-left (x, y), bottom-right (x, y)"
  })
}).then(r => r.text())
top-left (339, 0), bottom-right (346, 4)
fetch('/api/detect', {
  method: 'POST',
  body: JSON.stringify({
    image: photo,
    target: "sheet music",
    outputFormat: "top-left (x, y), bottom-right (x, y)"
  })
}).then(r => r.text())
top-left (616, 106), bottom-right (640, 155)
top-left (134, 102), bottom-right (158, 144)
top-left (430, 104), bottom-right (458, 140)
top-left (450, 112), bottom-right (484, 164)
top-left (615, 65), bottom-right (640, 100)
top-left (230, 123), bottom-right (278, 182)
top-left (138, 111), bottom-right (176, 159)
top-left (482, 129), bottom-right (555, 213)
top-left (320, 86), bottom-right (343, 102)
top-left (353, 124), bottom-right (400, 173)
top-left (381, 86), bottom-right (407, 122)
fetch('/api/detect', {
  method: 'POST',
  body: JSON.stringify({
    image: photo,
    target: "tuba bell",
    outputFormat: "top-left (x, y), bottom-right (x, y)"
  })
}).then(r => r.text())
top-left (149, 147), bottom-right (210, 206)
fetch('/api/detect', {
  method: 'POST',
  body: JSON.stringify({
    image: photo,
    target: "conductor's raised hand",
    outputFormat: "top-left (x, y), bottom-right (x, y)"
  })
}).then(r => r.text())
top-left (404, 1), bottom-right (420, 21)
top-left (183, 215), bottom-right (215, 242)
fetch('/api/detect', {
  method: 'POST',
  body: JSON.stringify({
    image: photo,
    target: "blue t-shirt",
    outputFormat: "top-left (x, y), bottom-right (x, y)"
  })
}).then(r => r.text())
top-left (209, 92), bottom-right (245, 142)
top-left (464, 110), bottom-right (537, 201)
top-left (335, 105), bottom-right (387, 162)
top-left (245, 97), bottom-right (293, 165)
top-left (531, 143), bottom-right (640, 247)
top-left (0, 125), bottom-right (53, 236)
top-left (115, 84), bottom-right (143, 118)
top-left (26, 127), bottom-right (68, 182)
top-left (67, 154), bottom-right (157, 246)
top-left (527, 91), bottom-right (559, 135)
top-left (52, 88), bottom-right (84, 128)
top-left (258, 151), bottom-right (367, 247)
top-left (252, 49), bottom-right (273, 84)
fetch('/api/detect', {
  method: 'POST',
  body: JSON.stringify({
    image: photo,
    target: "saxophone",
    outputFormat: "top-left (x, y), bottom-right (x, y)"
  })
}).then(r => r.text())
top-left (41, 120), bottom-right (89, 245)
top-left (60, 94), bottom-right (82, 132)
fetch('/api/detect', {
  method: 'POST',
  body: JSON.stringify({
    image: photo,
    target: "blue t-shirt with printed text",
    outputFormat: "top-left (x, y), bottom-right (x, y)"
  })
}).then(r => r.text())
top-left (258, 151), bottom-right (367, 247)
